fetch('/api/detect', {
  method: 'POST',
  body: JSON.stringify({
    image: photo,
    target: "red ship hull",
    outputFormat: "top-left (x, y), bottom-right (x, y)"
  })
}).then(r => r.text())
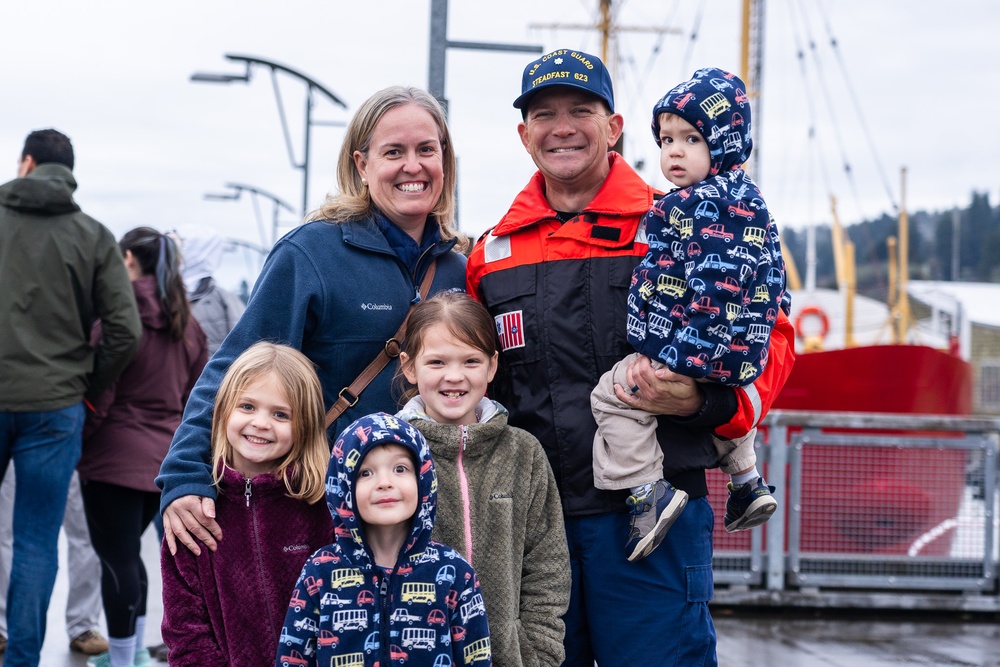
top-left (710, 344), bottom-right (975, 558)
top-left (773, 344), bottom-right (974, 415)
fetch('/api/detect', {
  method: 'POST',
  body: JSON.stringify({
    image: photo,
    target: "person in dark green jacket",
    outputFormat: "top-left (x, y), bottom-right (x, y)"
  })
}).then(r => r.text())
top-left (0, 129), bottom-right (140, 667)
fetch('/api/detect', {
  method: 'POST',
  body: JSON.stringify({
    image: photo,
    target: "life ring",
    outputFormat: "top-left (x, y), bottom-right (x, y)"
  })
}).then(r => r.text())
top-left (795, 305), bottom-right (830, 341)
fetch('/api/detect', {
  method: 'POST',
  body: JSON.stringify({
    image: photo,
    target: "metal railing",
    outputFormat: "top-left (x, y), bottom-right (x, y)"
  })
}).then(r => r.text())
top-left (710, 410), bottom-right (1000, 610)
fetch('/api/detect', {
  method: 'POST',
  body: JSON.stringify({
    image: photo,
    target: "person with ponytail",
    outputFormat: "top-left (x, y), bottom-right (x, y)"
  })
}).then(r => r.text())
top-left (76, 227), bottom-right (208, 667)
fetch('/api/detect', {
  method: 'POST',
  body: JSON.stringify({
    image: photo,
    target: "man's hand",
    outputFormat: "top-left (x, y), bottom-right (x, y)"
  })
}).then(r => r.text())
top-left (162, 495), bottom-right (222, 556)
top-left (613, 354), bottom-right (704, 417)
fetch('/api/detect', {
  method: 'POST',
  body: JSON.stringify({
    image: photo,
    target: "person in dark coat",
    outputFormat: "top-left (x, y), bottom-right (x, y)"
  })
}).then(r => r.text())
top-left (77, 227), bottom-right (208, 667)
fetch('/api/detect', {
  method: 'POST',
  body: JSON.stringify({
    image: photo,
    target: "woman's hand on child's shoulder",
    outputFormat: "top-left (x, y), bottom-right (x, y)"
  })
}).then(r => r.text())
top-left (162, 495), bottom-right (223, 557)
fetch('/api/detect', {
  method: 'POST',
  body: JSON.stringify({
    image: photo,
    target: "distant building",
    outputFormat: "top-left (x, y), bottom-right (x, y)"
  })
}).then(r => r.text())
top-left (908, 281), bottom-right (1000, 416)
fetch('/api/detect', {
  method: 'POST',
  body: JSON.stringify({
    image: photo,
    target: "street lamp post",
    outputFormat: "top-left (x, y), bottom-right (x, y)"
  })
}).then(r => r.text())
top-left (427, 0), bottom-right (544, 111)
top-left (192, 54), bottom-right (348, 217)
top-left (427, 0), bottom-right (543, 229)
top-left (204, 182), bottom-right (297, 249)
top-left (222, 237), bottom-right (271, 300)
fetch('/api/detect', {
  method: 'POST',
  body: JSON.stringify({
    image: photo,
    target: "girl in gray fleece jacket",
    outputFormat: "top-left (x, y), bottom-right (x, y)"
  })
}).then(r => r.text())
top-left (397, 291), bottom-right (570, 667)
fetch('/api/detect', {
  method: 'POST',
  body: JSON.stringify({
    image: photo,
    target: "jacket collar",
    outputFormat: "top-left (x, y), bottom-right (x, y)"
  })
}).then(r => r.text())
top-left (492, 152), bottom-right (657, 248)
top-left (0, 163), bottom-right (80, 215)
top-left (396, 396), bottom-right (499, 425)
top-left (219, 464), bottom-right (285, 491)
top-left (397, 398), bottom-right (508, 460)
top-left (340, 210), bottom-right (457, 258)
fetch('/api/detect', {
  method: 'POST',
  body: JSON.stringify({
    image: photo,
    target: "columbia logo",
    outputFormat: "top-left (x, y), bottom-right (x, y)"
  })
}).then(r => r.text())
top-left (489, 492), bottom-right (512, 500)
top-left (283, 544), bottom-right (309, 553)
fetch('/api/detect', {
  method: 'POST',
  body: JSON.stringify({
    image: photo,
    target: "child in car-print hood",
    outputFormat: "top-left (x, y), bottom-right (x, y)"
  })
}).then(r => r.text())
top-left (591, 67), bottom-right (793, 565)
top-left (277, 412), bottom-right (492, 667)
top-left (630, 66), bottom-right (790, 380)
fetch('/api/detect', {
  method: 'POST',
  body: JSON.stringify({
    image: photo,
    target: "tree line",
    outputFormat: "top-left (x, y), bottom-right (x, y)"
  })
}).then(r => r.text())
top-left (780, 191), bottom-right (999, 302)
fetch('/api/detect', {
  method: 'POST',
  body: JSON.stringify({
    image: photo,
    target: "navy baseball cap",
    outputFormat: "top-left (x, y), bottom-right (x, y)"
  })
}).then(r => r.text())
top-left (512, 49), bottom-right (615, 112)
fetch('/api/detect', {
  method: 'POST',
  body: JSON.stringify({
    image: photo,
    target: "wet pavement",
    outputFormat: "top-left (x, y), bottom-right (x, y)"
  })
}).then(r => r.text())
top-left (32, 528), bottom-right (1000, 666)
top-left (714, 607), bottom-right (1000, 666)
top-left (38, 525), bottom-right (163, 667)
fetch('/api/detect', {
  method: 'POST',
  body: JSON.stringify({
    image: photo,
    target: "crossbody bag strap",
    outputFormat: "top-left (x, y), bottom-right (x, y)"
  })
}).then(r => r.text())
top-left (324, 261), bottom-right (438, 429)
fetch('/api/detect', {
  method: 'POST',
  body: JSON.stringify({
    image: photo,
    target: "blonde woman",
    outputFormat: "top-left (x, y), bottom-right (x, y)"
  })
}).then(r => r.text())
top-left (157, 86), bottom-right (469, 556)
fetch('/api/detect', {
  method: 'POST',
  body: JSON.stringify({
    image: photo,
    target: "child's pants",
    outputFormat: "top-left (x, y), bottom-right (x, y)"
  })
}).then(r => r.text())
top-left (591, 352), bottom-right (758, 490)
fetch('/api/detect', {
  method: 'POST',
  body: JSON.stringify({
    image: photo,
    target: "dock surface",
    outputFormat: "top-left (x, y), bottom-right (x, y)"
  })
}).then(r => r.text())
top-left (36, 528), bottom-right (1000, 666)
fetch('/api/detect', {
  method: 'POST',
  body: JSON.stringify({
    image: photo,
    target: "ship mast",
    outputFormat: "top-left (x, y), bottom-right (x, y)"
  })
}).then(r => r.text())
top-left (530, 1), bottom-right (678, 83)
top-left (743, 0), bottom-right (809, 310)
top-left (830, 196), bottom-right (857, 348)
top-left (891, 167), bottom-right (913, 343)
top-left (529, 1), bottom-right (680, 154)
top-left (598, 0), bottom-right (612, 70)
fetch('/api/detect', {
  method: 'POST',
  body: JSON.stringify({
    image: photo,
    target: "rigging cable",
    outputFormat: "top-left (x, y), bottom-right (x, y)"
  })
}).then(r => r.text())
top-left (815, 0), bottom-right (899, 213)
top-left (791, 0), bottom-right (880, 290)
top-left (634, 0), bottom-right (683, 85)
top-left (614, 0), bottom-right (640, 112)
top-left (621, 0), bottom-right (686, 178)
top-left (793, 0), bottom-right (867, 222)
top-left (608, 0), bottom-right (641, 160)
top-left (787, 0), bottom-right (835, 207)
top-left (808, 0), bottom-right (882, 279)
top-left (678, 0), bottom-right (706, 79)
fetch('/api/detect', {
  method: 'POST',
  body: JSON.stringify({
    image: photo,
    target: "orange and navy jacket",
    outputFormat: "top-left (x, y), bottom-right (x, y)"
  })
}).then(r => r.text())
top-left (467, 153), bottom-right (794, 515)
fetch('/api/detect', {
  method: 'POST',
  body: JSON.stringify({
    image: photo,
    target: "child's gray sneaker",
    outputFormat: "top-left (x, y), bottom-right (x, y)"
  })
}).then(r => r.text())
top-left (625, 479), bottom-right (689, 561)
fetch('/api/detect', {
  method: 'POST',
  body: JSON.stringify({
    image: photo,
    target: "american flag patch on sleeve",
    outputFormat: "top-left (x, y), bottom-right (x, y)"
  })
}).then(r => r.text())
top-left (495, 310), bottom-right (525, 351)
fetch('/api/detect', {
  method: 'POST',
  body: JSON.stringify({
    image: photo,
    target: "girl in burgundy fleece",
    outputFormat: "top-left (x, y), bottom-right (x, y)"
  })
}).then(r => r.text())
top-left (160, 342), bottom-right (333, 667)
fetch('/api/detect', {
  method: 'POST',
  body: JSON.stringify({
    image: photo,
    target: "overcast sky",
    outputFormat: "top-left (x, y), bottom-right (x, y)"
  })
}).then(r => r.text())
top-left (3, 1), bottom-right (997, 288)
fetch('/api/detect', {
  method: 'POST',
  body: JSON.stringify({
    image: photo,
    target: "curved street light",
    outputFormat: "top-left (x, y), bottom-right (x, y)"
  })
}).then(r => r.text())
top-left (222, 237), bottom-right (270, 301)
top-left (192, 54), bottom-right (348, 217)
top-left (204, 182), bottom-right (297, 249)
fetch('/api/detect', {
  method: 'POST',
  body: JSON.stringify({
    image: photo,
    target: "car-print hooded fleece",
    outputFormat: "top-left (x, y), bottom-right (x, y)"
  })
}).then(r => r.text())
top-left (278, 412), bottom-right (492, 667)
top-left (628, 67), bottom-right (791, 384)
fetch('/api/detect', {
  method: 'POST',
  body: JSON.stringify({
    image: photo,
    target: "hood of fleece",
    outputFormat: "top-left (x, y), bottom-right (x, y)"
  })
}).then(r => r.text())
top-left (175, 225), bottom-right (225, 295)
top-left (326, 412), bottom-right (436, 569)
top-left (396, 395), bottom-right (501, 426)
top-left (0, 163), bottom-right (80, 215)
top-left (651, 67), bottom-right (752, 176)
